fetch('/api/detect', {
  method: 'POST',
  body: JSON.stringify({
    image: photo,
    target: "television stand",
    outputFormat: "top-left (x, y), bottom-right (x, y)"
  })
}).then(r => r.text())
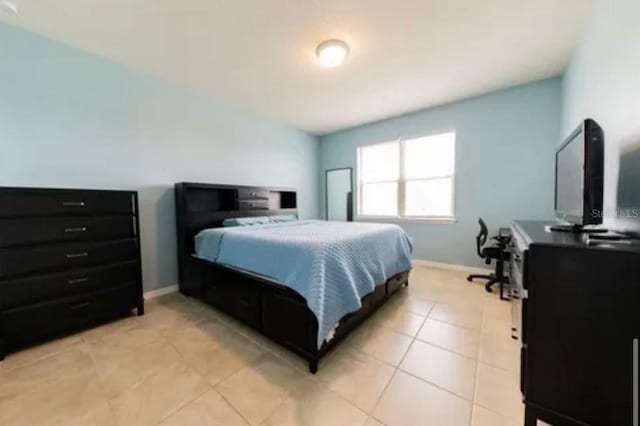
top-left (548, 223), bottom-right (608, 233)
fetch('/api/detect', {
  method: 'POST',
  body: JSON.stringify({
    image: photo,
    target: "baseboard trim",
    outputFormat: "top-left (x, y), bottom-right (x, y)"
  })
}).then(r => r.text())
top-left (144, 285), bottom-right (179, 300)
top-left (412, 259), bottom-right (491, 275)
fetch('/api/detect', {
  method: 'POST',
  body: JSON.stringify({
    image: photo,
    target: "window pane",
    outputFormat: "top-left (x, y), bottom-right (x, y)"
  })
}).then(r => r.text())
top-left (404, 132), bottom-right (455, 179)
top-left (360, 142), bottom-right (400, 182)
top-left (361, 183), bottom-right (398, 216)
top-left (405, 178), bottom-right (453, 217)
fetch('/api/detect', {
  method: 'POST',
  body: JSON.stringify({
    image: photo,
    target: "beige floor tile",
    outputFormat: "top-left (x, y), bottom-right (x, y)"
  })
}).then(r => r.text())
top-left (482, 316), bottom-right (513, 338)
top-left (474, 363), bottom-right (524, 420)
top-left (385, 292), bottom-right (435, 316)
top-left (429, 303), bottom-right (484, 331)
top-left (400, 340), bottom-right (477, 400)
top-left (81, 315), bottom-right (142, 343)
top-left (87, 323), bottom-right (165, 350)
top-left (261, 379), bottom-right (367, 426)
top-left (478, 333), bottom-right (520, 373)
top-left (139, 294), bottom-right (207, 334)
top-left (348, 325), bottom-right (413, 366)
top-left (0, 267), bottom-right (525, 426)
top-left (181, 330), bottom-right (267, 386)
top-left (369, 306), bottom-right (426, 337)
top-left (471, 404), bottom-right (521, 426)
top-left (90, 338), bottom-right (183, 398)
top-left (159, 389), bottom-right (248, 426)
top-left (164, 319), bottom-right (231, 354)
top-left (417, 318), bottom-right (480, 358)
top-left (0, 334), bottom-right (84, 371)
top-left (0, 347), bottom-right (108, 426)
top-left (0, 344), bottom-right (96, 403)
top-left (54, 401), bottom-right (117, 426)
top-left (216, 354), bottom-right (309, 425)
top-left (483, 299), bottom-right (512, 322)
top-left (364, 416), bottom-right (385, 426)
top-left (108, 360), bottom-right (209, 426)
top-left (372, 371), bottom-right (471, 426)
top-left (316, 348), bottom-right (395, 412)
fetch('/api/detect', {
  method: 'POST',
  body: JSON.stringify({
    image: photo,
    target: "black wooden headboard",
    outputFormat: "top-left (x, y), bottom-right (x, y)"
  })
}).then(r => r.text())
top-left (174, 182), bottom-right (297, 285)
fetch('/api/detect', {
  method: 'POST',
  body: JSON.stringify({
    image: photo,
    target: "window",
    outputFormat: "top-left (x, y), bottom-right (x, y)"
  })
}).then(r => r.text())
top-left (357, 132), bottom-right (456, 219)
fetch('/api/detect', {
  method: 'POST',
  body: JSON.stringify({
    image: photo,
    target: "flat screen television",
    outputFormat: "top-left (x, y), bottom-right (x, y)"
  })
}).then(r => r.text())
top-left (552, 119), bottom-right (605, 232)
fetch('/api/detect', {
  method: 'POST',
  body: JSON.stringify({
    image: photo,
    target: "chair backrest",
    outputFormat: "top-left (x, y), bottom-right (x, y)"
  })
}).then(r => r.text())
top-left (475, 217), bottom-right (489, 258)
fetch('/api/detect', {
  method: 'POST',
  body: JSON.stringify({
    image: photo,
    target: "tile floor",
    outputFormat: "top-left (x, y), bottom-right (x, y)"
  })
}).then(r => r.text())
top-left (0, 265), bottom-right (542, 426)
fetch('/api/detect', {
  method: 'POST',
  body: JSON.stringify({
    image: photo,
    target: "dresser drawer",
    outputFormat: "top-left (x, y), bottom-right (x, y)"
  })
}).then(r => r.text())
top-left (0, 283), bottom-right (138, 347)
top-left (238, 189), bottom-right (269, 200)
top-left (0, 216), bottom-right (135, 248)
top-left (0, 189), bottom-right (134, 218)
top-left (0, 261), bottom-right (138, 309)
top-left (0, 239), bottom-right (138, 278)
top-left (238, 199), bottom-right (269, 210)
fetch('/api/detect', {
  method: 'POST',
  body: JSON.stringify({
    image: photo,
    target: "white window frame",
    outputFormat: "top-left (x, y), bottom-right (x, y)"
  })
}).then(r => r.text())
top-left (356, 132), bottom-right (456, 222)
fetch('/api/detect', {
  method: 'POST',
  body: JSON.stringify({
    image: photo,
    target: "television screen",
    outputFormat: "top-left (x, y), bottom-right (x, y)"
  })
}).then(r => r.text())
top-left (554, 119), bottom-right (604, 227)
top-left (556, 132), bottom-right (585, 222)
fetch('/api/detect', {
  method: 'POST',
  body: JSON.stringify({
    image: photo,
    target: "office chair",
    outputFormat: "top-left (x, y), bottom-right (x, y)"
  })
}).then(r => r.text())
top-left (467, 218), bottom-right (510, 299)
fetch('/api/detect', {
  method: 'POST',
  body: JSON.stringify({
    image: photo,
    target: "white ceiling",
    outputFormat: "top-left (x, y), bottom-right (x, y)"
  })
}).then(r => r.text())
top-left (1, 0), bottom-right (594, 135)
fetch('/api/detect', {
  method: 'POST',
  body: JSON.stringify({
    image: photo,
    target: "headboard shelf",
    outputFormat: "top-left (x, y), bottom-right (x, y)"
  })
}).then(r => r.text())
top-left (175, 182), bottom-right (298, 288)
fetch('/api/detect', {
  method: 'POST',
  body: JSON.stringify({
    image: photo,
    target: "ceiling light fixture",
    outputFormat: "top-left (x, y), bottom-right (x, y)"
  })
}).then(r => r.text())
top-left (1, 0), bottom-right (18, 14)
top-left (316, 39), bottom-right (349, 68)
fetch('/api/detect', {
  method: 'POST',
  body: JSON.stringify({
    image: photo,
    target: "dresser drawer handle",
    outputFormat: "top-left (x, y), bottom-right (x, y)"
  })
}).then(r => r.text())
top-left (65, 227), bottom-right (87, 233)
top-left (66, 252), bottom-right (88, 259)
top-left (70, 301), bottom-right (91, 310)
top-left (249, 192), bottom-right (256, 196)
top-left (62, 201), bottom-right (85, 207)
top-left (68, 277), bottom-right (89, 285)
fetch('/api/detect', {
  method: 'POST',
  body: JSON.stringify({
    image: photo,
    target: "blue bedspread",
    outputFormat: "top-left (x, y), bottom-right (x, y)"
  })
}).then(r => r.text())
top-left (195, 220), bottom-right (413, 349)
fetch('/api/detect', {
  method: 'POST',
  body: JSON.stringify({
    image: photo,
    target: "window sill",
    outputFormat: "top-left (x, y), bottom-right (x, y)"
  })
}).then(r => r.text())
top-left (356, 215), bottom-right (457, 224)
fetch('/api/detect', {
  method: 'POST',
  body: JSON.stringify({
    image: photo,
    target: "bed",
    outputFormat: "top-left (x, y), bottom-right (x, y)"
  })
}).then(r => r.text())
top-left (175, 182), bottom-right (412, 373)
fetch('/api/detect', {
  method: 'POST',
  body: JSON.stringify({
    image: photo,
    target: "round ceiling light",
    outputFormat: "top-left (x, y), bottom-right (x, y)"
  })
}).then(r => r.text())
top-left (1, 0), bottom-right (18, 14)
top-left (316, 39), bottom-right (349, 68)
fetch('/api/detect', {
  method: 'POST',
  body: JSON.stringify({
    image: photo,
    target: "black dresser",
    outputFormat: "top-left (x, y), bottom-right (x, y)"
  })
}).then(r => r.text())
top-left (0, 187), bottom-right (144, 360)
top-left (510, 221), bottom-right (639, 426)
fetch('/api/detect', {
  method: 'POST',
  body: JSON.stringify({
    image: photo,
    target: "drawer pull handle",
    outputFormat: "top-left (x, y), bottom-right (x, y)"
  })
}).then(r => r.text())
top-left (70, 301), bottom-right (91, 310)
top-left (68, 277), bottom-right (89, 285)
top-left (66, 252), bottom-right (88, 259)
top-left (250, 192), bottom-right (256, 196)
top-left (62, 201), bottom-right (85, 207)
top-left (65, 227), bottom-right (87, 233)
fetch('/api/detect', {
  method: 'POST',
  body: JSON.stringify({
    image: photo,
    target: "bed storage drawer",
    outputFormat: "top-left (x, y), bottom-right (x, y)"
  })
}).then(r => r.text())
top-left (262, 290), bottom-right (314, 353)
top-left (0, 283), bottom-right (137, 347)
top-left (204, 269), bottom-right (260, 328)
top-left (387, 273), bottom-right (407, 295)
top-left (0, 261), bottom-right (138, 309)
top-left (0, 189), bottom-right (134, 218)
top-left (0, 216), bottom-right (135, 248)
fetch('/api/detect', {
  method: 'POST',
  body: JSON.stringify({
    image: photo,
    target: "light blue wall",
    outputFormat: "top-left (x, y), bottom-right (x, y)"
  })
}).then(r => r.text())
top-left (562, 0), bottom-right (640, 235)
top-left (0, 23), bottom-right (320, 291)
top-left (320, 78), bottom-right (562, 267)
